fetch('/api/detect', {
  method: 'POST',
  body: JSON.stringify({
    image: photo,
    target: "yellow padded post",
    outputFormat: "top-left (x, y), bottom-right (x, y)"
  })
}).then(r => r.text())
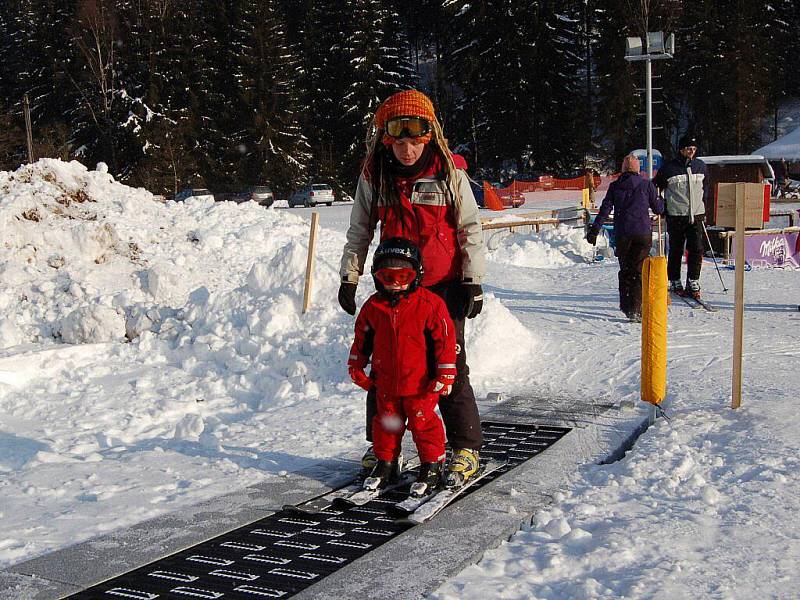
top-left (641, 255), bottom-right (668, 405)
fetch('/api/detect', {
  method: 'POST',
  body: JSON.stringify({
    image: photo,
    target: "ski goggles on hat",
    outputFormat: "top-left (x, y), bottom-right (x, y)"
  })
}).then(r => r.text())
top-left (385, 116), bottom-right (431, 139)
top-left (374, 267), bottom-right (417, 287)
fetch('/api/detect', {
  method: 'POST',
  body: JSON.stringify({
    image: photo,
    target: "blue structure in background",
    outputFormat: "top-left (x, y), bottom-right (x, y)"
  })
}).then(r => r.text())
top-left (631, 148), bottom-right (663, 178)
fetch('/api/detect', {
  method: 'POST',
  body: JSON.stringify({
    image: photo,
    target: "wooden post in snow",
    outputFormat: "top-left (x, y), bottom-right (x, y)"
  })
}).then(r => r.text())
top-left (302, 212), bottom-right (319, 314)
top-left (731, 186), bottom-right (746, 409)
top-left (24, 93), bottom-right (35, 163)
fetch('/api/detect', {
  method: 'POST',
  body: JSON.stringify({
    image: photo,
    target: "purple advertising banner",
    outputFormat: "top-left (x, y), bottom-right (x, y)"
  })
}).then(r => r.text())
top-left (744, 231), bottom-right (800, 268)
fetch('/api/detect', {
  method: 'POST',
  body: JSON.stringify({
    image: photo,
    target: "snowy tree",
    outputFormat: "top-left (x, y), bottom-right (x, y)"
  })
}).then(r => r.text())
top-left (444, 0), bottom-right (588, 176)
top-left (340, 0), bottom-right (417, 179)
top-left (671, 0), bottom-right (774, 154)
top-left (0, 0), bottom-right (76, 167)
top-left (293, 0), bottom-right (353, 190)
top-left (228, 0), bottom-right (311, 194)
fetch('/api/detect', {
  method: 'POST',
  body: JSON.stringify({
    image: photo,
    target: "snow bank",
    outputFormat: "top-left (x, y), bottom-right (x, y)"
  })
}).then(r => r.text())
top-left (485, 224), bottom-right (606, 268)
top-left (466, 294), bottom-right (536, 395)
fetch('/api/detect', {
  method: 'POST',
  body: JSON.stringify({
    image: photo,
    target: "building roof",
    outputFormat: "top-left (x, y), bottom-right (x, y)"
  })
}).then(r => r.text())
top-left (700, 155), bottom-right (775, 179)
top-left (753, 127), bottom-right (800, 160)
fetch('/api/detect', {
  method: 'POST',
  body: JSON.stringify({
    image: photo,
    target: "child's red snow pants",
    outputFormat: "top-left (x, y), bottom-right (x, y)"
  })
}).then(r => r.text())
top-left (372, 391), bottom-right (445, 464)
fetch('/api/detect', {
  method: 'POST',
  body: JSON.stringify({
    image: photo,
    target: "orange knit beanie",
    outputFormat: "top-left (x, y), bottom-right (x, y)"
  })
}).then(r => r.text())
top-left (375, 90), bottom-right (436, 146)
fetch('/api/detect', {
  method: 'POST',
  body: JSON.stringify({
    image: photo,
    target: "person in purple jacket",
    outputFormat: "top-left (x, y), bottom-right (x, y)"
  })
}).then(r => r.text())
top-left (585, 154), bottom-right (664, 322)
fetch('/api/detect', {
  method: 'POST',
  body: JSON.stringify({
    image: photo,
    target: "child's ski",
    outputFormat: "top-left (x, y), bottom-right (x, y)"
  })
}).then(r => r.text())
top-left (391, 460), bottom-right (506, 522)
top-left (332, 468), bottom-right (417, 508)
top-left (387, 483), bottom-right (440, 517)
top-left (282, 456), bottom-right (417, 514)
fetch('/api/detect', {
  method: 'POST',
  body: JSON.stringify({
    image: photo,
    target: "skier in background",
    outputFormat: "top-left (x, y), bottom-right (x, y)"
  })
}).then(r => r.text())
top-left (654, 133), bottom-right (709, 299)
top-left (348, 238), bottom-right (456, 495)
top-left (586, 154), bottom-right (663, 322)
top-left (338, 89), bottom-right (486, 487)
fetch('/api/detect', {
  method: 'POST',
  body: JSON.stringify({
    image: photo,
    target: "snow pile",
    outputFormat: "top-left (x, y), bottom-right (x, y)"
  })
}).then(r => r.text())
top-left (0, 158), bottom-right (312, 347)
top-left (466, 294), bottom-right (536, 393)
top-left (485, 225), bottom-right (602, 268)
top-left (433, 402), bottom-right (800, 600)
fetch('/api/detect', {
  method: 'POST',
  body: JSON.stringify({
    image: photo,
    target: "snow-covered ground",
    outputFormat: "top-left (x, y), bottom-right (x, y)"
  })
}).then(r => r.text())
top-left (1, 160), bottom-right (798, 598)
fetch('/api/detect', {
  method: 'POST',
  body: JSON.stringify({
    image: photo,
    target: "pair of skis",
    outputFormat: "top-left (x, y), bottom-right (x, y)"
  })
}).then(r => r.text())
top-left (290, 460), bottom-right (506, 525)
top-left (671, 291), bottom-right (717, 312)
top-left (389, 460), bottom-right (506, 524)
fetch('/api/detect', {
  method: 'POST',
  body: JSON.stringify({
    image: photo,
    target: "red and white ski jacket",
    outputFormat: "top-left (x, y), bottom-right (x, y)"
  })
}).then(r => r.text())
top-left (340, 154), bottom-right (485, 287)
top-left (348, 288), bottom-right (457, 397)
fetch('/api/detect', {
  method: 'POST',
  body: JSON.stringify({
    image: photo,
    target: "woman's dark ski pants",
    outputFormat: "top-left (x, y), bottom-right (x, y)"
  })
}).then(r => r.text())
top-left (364, 279), bottom-right (483, 451)
top-left (615, 235), bottom-right (653, 316)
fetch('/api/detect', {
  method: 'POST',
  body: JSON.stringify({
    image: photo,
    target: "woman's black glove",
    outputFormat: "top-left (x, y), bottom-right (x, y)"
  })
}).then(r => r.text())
top-left (338, 281), bottom-right (357, 315)
top-left (585, 226), bottom-right (599, 245)
top-left (693, 214), bottom-right (705, 225)
top-left (462, 283), bottom-right (484, 319)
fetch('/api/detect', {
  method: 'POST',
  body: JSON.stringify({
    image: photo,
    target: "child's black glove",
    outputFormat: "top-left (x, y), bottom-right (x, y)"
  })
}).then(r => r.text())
top-left (338, 281), bottom-right (357, 315)
top-left (585, 226), bottom-right (599, 246)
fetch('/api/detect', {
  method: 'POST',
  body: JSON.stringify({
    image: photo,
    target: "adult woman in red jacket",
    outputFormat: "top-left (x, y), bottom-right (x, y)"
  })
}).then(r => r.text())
top-left (338, 89), bottom-right (486, 486)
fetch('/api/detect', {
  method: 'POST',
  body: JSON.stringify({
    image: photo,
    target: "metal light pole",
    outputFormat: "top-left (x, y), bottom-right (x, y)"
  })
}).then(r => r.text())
top-left (626, 32), bottom-right (674, 426)
top-left (625, 32), bottom-right (674, 179)
top-left (645, 58), bottom-right (652, 179)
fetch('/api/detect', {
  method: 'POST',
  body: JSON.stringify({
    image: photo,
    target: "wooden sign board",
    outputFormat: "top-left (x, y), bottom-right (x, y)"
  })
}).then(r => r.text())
top-left (715, 182), bottom-right (768, 229)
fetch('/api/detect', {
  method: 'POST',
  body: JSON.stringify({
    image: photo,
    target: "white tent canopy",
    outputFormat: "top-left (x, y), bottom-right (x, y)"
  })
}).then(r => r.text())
top-left (753, 126), bottom-right (800, 160)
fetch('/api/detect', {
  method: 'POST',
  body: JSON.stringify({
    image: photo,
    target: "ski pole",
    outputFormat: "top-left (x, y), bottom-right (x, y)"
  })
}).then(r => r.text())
top-left (701, 220), bottom-right (728, 293)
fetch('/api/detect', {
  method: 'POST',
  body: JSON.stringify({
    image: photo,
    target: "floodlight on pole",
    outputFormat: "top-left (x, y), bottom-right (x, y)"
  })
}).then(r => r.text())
top-left (625, 31), bottom-right (674, 180)
top-left (626, 37), bottom-right (643, 57)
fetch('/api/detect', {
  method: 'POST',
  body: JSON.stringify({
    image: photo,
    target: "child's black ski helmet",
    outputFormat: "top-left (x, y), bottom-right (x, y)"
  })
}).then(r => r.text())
top-left (371, 237), bottom-right (423, 302)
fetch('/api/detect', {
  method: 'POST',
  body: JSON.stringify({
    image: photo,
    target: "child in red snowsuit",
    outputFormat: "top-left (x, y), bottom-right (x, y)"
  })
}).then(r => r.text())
top-left (348, 238), bottom-right (456, 493)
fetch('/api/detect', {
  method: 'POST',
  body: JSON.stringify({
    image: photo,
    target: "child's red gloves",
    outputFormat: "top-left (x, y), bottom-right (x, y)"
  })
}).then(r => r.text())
top-left (429, 373), bottom-right (456, 396)
top-left (349, 366), bottom-right (374, 391)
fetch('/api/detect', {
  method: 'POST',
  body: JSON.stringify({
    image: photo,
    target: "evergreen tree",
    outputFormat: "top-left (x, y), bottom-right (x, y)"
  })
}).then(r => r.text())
top-left (296, 0), bottom-right (353, 192)
top-left (0, 0), bottom-right (77, 168)
top-left (673, 0), bottom-right (773, 154)
top-left (340, 0), bottom-right (417, 179)
top-left (444, 0), bottom-right (588, 176)
top-left (230, 0), bottom-right (311, 195)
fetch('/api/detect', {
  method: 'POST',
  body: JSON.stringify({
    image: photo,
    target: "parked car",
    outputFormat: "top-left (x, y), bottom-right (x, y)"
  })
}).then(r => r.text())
top-left (174, 188), bottom-right (214, 202)
top-left (231, 186), bottom-right (274, 207)
top-left (288, 183), bottom-right (335, 207)
top-left (498, 189), bottom-right (525, 208)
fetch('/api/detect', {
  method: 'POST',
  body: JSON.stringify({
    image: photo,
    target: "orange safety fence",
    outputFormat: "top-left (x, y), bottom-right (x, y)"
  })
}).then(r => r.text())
top-left (494, 174), bottom-right (621, 196)
top-left (480, 174), bottom-right (626, 211)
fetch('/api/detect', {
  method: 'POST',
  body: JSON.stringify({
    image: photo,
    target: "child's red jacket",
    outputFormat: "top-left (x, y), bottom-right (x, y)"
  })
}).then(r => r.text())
top-left (348, 288), bottom-right (457, 397)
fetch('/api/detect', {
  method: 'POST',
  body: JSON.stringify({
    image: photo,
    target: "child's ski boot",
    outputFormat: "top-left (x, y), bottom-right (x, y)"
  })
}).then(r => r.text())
top-left (409, 462), bottom-right (443, 498)
top-left (362, 459), bottom-right (400, 492)
top-left (445, 448), bottom-right (480, 488)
